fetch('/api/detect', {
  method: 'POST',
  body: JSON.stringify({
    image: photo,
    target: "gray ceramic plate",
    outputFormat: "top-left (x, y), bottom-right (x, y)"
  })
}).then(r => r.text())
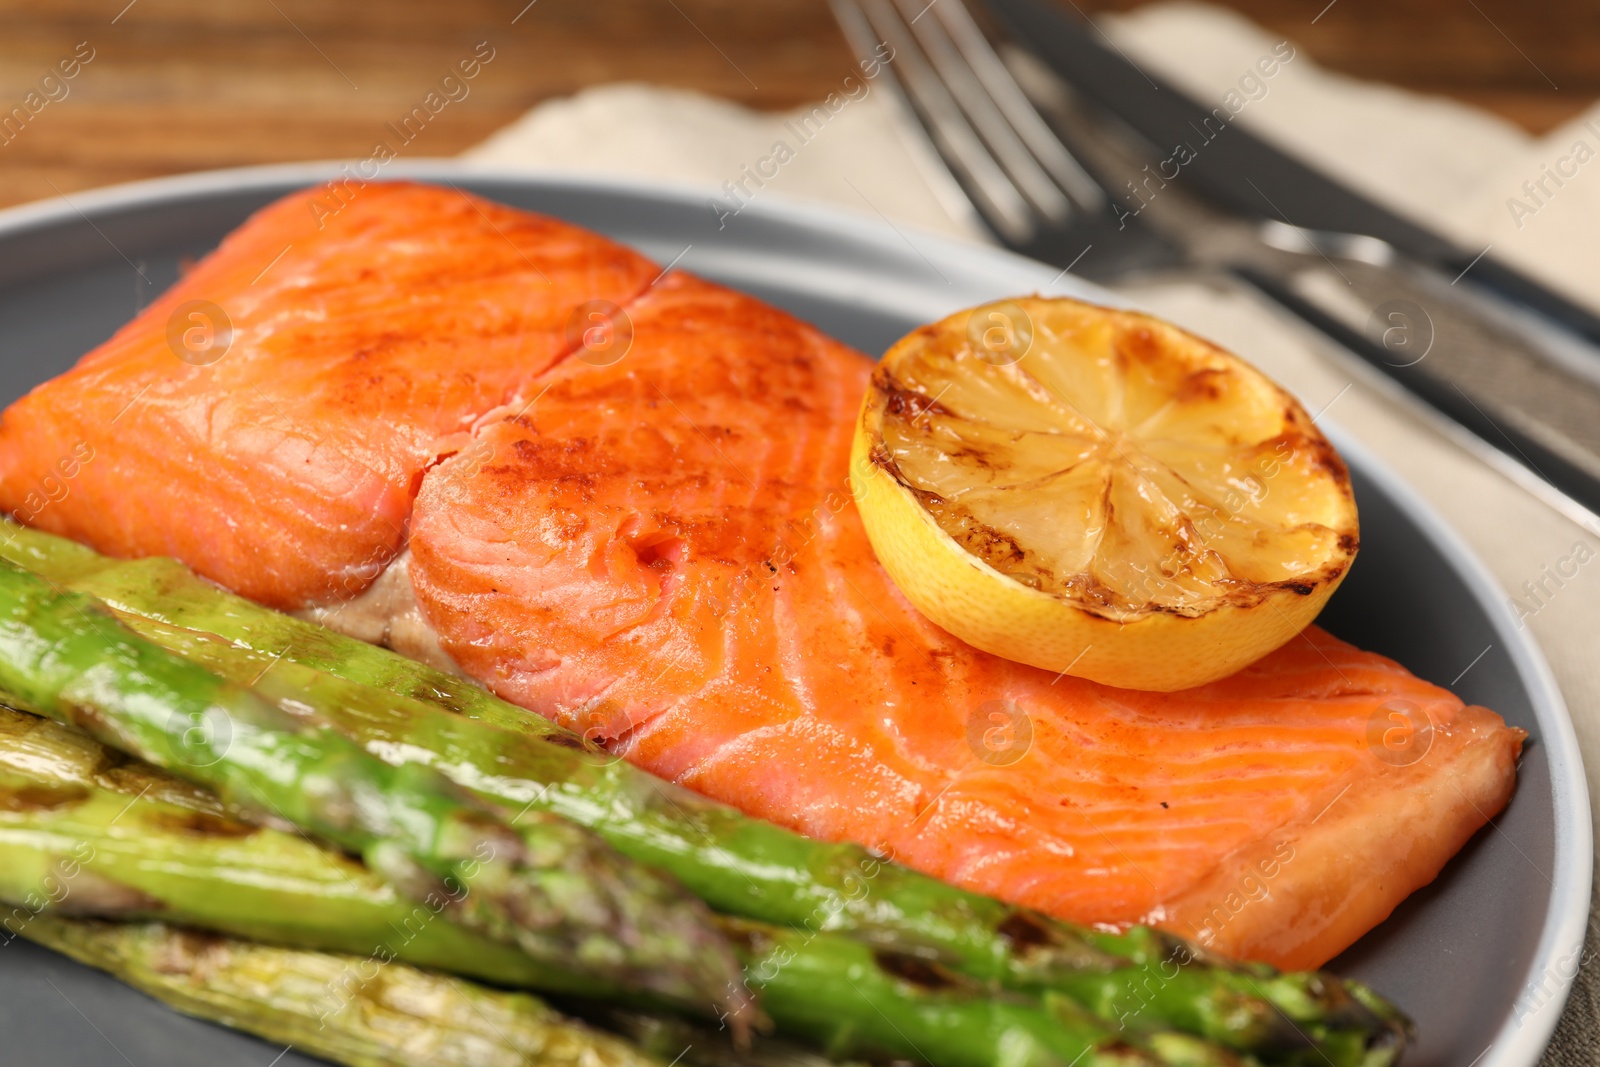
top-left (0, 163), bottom-right (1587, 1067)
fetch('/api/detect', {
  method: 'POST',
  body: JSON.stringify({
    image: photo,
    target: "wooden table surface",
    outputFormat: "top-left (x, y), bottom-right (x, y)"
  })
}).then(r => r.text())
top-left (0, 0), bottom-right (1593, 211)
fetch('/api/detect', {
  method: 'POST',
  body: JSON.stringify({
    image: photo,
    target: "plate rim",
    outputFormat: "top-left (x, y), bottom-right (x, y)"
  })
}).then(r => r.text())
top-left (0, 159), bottom-right (1589, 1065)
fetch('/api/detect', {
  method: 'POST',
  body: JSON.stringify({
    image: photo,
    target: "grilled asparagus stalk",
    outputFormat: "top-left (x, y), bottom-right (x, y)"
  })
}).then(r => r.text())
top-left (123, 618), bottom-right (1372, 1064)
top-left (0, 556), bottom-right (744, 1021)
top-left (0, 707), bottom-right (592, 996)
top-left (22, 915), bottom-right (662, 1067)
top-left (24, 917), bottom-right (873, 1067)
top-left (0, 705), bottom-right (1230, 1067)
top-left (0, 522), bottom-right (1410, 1065)
top-left (578, 1007), bottom-right (859, 1067)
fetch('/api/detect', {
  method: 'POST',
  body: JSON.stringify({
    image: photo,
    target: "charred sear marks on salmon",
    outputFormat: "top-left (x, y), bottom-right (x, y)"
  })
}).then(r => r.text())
top-left (629, 535), bottom-right (683, 573)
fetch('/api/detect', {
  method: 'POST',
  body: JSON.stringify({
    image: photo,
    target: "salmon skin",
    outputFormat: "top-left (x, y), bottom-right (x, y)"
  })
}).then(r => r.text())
top-left (0, 182), bottom-right (1523, 970)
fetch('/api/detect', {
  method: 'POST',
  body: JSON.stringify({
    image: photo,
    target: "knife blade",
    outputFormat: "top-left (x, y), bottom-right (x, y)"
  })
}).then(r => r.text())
top-left (983, 0), bottom-right (1600, 350)
top-left (982, 26), bottom-right (1600, 521)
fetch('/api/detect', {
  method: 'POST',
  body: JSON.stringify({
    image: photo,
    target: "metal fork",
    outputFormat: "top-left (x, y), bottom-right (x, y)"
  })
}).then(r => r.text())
top-left (831, 0), bottom-right (1600, 525)
top-left (831, 0), bottom-right (1182, 278)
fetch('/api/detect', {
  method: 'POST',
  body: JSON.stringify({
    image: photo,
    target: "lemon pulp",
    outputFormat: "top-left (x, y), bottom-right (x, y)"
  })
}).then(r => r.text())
top-left (851, 296), bottom-right (1358, 691)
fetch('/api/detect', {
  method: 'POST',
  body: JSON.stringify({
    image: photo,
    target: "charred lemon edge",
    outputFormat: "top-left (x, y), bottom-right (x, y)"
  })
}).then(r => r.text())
top-left (849, 297), bottom-right (1357, 692)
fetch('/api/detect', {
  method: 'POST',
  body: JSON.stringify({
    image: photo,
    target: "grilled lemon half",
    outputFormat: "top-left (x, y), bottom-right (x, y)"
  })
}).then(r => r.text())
top-left (851, 296), bottom-right (1358, 691)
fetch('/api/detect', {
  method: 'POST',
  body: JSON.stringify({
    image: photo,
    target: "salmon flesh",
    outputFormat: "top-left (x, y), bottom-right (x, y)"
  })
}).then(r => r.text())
top-left (0, 183), bottom-right (1522, 970)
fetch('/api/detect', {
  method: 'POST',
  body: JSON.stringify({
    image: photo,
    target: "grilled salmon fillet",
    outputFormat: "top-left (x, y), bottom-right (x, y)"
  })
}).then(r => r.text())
top-left (0, 183), bottom-right (1523, 970)
top-left (0, 183), bottom-right (658, 608)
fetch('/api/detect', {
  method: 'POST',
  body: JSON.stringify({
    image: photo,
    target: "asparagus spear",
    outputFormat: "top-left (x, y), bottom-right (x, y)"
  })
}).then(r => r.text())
top-left (0, 708), bottom-right (596, 997)
top-left (0, 522), bottom-right (1411, 1064)
top-left (120, 619), bottom-right (1367, 1064)
top-left (0, 557), bottom-right (744, 1021)
top-left (22, 916), bottom-right (665, 1067)
top-left (30, 917), bottom-right (890, 1067)
top-left (578, 1007), bottom-right (863, 1067)
top-left (0, 705), bottom-right (1231, 1067)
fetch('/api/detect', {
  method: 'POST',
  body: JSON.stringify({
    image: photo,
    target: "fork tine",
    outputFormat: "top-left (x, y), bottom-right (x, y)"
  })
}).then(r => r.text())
top-left (829, 0), bottom-right (993, 237)
top-left (891, 0), bottom-right (1073, 223)
top-left (841, 0), bottom-right (1038, 244)
top-left (936, 1), bottom-right (1107, 210)
top-left (934, 0), bottom-right (1106, 210)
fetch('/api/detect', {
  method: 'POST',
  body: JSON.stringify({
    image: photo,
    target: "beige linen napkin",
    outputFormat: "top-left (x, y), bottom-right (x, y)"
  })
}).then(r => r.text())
top-left (463, 5), bottom-right (1600, 1058)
